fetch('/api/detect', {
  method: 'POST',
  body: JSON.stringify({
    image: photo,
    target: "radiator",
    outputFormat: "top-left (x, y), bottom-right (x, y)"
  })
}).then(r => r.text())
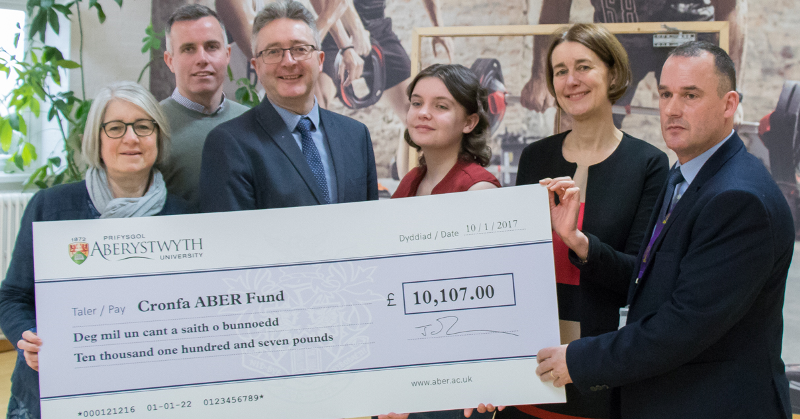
top-left (1, 193), bottom-right (34, 281)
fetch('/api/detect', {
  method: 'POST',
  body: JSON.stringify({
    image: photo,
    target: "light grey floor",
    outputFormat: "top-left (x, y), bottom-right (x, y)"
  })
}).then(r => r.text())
top-left (783, 243), bottom-right (800, 365)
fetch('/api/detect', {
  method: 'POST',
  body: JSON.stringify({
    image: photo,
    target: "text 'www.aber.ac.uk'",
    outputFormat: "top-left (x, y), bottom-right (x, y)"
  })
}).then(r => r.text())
top-left (411, 376), bottom-right (474, 387)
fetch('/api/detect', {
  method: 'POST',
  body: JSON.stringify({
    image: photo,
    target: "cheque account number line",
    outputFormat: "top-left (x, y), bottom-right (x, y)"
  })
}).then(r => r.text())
top-left (408, 330), bottom-right (520, 340)
top-left (72, 322), bottom-right (374, 349)
top-left (74, 303), bottom-right (374, 328)
top-left (464, 228), bottom-right (528, 236)
top-left (73, 341), bottom-right (376, 369)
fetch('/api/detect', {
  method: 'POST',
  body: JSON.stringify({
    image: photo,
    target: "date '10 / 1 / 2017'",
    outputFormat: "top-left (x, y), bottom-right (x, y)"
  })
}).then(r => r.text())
top-left (465, 220), bottom-right (518, 234)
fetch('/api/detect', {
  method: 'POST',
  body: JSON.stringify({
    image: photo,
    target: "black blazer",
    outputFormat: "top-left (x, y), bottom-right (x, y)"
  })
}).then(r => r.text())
top-left (567, 133), bottom-right (794, 418)
top-left (517, 132), bottom-right (668, 337)
top-left (516, 132), bottom-right (667, 418)
top-left (198, 98), bottom-right (378, 212)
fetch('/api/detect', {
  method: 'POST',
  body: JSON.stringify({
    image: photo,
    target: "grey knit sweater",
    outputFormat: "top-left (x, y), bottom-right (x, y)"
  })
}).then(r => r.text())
top-left (159, 97), bottom-right (249, 207)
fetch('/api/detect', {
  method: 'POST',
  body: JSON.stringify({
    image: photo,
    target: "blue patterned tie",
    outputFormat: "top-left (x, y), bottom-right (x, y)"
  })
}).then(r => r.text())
top-left (296, 117), bottom-right (330, 204)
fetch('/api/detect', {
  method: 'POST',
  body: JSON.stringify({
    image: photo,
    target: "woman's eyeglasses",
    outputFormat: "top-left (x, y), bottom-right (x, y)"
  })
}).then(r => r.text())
top-left (101, 119), bottom-right (157, 139)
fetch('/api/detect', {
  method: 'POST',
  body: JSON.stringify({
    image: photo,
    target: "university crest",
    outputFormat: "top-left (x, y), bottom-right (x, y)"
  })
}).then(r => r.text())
top-left (69, 242), bottom-right (89, 265)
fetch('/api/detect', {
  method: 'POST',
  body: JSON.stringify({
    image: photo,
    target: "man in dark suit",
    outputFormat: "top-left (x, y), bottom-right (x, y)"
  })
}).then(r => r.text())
top-left (199, 0), bottom-right (378, 212)
top-left (535, 41), bottom-right (794, 418)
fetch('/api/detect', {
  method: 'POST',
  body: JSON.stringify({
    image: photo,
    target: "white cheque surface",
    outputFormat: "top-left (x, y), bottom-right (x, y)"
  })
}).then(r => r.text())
top-left (33, 185), bottom-right (564, 418)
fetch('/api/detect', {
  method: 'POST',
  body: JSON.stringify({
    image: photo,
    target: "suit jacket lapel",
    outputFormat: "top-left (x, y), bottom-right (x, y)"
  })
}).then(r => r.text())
top-left (655, 133), bottom-right (744, 247)
top-left (254, 99), bottom-right (325, 204)
top-left (319, 109), bottom-right (348, 203)
top-left (628, 133), bottom-right (746, 304)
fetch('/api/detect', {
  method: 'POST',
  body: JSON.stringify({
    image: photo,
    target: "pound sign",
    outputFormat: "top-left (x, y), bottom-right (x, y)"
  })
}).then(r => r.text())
top-left (386, 293), bottom-right (396, 306)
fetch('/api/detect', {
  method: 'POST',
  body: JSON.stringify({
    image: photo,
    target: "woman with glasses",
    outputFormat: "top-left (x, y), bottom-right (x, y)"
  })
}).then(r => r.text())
top-left (0, 81), bottom-right (190, 419)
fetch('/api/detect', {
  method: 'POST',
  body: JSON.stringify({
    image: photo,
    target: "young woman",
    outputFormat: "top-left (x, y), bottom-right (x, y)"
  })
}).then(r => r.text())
top-left (392, 63), bottom-right (500, 199)
top-left (386, 64), bottom-right (500, 419)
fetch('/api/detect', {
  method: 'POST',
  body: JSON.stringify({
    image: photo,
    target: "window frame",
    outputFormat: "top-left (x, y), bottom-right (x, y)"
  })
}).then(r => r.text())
top-left (0, 0), bottom-right (72, 192)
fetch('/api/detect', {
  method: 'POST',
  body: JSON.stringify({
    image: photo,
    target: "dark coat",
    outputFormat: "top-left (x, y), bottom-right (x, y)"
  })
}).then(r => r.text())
top-left (567, 133), bottom-right (794, 418)
top-left (198, 98), bottom-right (378, 212)
top-left (517, 131), bottom-right (668, 337)
top-left (0, 180), bottom-right (190, 418)
top-left (515, 131), bottom-right (667, 418)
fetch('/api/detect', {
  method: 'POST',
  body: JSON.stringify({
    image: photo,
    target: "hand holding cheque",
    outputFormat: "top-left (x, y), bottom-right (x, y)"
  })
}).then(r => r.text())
top-left (18, 330), bottom-right (42, 371)
top-left (528, 177), bottom-right (579, 389)
top-left (536, 345), bottom-right (572, 387)
top-left (32, 186), bottom-right (564, 419)
top-left (539, 177), bottom-right (588, 262)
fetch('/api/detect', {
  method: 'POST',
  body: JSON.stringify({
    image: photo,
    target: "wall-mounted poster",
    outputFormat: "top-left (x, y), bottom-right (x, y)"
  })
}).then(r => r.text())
top-left (148, 1), bottom-right (765, 183)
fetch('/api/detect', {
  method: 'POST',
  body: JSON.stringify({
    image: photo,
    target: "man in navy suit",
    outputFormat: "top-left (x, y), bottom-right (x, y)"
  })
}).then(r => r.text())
top-left (199, 1), bottom-right (378, 212)
top-left (535, 41), bottom-right (794, 418)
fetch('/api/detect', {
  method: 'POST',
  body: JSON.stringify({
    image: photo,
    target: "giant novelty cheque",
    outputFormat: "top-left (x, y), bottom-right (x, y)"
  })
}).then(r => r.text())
top-left (34, 185), bottom-right (564, 418)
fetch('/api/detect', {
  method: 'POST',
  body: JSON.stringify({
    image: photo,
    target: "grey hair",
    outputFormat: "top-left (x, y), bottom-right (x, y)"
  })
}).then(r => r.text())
top-left (165, 4), bottom-right (226, 53)
top-left (251, 0), bottom-right (320, 56)
top-left (82, 81), bottom-right (171, 169)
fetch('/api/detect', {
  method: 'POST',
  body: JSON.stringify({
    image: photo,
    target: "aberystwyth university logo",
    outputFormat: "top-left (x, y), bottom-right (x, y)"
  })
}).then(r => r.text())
top-left (68, 240), bottom-right (89, 265)
top-left (66, 234), bottom-right (204, 264)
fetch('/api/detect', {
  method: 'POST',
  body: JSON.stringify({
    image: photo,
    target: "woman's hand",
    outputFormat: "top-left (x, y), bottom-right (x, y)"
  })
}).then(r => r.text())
top-left (464, 404), bottom-right (504, 417)
top-left (539, 177), bottom-right (589, 261)
top-left (18, 330), bottom-right (42, 372)
top-left (377, 413), bottom-right (409, 419)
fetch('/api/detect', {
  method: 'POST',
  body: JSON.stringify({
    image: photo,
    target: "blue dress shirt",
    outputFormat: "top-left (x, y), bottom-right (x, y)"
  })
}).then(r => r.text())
top-left (672, 129), bottom-right (735, 202)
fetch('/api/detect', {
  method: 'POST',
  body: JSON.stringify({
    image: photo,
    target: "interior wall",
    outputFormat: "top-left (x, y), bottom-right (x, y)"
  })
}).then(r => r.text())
top-left (68, 0), bottom-right (152, 101)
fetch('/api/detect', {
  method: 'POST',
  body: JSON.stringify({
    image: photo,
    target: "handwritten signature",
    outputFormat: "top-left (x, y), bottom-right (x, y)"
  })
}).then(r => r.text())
top-left (415, 316), bottom-right (518, 337)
